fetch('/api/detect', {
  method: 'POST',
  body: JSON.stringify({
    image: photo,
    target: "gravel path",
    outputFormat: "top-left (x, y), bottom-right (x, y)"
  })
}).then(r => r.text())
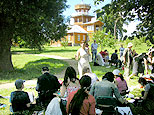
top-left (0, 54), bottom-right (78, 89)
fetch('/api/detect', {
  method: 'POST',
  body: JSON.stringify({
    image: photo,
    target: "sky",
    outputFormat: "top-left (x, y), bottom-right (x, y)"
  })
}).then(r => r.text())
top-left (63, 0), bottom-right (138, 37)
top-left (63, 0), bottom-right (111, 18)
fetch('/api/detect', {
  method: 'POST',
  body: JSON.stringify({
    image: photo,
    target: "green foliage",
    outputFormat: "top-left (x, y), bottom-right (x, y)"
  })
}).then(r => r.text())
top-left (92, 28), bottom-right (116, 50)
top-left (96, 1), bottom-right (128, 39)
top-left (146, 40), bottom-right (152, 46)
top-left (1, 0), bottom-right (68, 48)
top-left (124, 38), bottom-right (131, 46)
top-left (61, 37), bottom-right (68, 48)
top-left (95, 0), bottom-right (154, 43)
top-left (132, 37), bottom-right (141, 47)
top-left (139, 36), bottom-right (146, 43)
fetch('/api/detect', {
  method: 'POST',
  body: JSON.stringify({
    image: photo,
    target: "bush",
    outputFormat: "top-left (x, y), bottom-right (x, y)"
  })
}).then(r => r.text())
top-left (61, 37), bottom-right (68, 48)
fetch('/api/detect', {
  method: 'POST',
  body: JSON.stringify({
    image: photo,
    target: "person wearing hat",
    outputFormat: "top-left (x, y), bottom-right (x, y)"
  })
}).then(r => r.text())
top-left (123, 42), bottom-right (133, 78)
top-left (113, 69), bottom-right (128, 96)
top-left (10, 79), bottom-right (31, 113)
top-left (36, 67), bottom-right (61, 108)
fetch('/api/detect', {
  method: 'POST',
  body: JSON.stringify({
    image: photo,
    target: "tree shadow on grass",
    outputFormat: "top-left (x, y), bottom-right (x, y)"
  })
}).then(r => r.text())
top-left (0, 58), bottom-right (68, 81)
top-left (12, 49), bottom-right (77, 55)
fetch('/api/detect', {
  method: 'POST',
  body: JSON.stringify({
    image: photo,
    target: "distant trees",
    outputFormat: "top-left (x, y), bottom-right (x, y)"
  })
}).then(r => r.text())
top-left (0, 0), bottom-right (67, 71)
top-left (94, 0), bottom-right (154, 43)
top-left (92, 28), bottom-right (115, 50)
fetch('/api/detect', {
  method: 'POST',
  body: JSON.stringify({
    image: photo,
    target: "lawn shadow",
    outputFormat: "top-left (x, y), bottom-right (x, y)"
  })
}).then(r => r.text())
top-left (0, 58), bottom-right (68, 81)
top-left (12, 49), bottom-right (77, 55)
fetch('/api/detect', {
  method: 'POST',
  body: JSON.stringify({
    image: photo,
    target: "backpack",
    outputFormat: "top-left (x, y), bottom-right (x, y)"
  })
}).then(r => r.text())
top-left (59, 99), bottom-right (67, 115)
top-left (11, 91), bottom-right (30, 112)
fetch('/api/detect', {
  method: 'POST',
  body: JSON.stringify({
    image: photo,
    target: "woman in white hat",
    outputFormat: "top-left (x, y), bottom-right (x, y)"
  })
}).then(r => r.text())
top-left (123, 42), bottom-right (133, 78)
top-left (113, 69), bottom-right (128, 96)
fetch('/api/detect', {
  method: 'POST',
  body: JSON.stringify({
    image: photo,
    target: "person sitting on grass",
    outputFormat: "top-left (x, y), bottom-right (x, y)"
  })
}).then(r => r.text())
top-left (113, 69), bottom-right (128, 96)
top-left (60, 66), bottom-right (80, 98)
top-left (131, 77), bottom-right (154, 115)
top-left (82, 67), bottom-right (99, 85)
top-left (66, 75), bottom-right (96, 115)
top-left (36, 67), bottom-right (61, 108)
top-left (10, 79), bottom-right (31, 113)
top-left (90, 72), bottom-right (127, 105)
top-left (109, 49), bottom-right (122, 68)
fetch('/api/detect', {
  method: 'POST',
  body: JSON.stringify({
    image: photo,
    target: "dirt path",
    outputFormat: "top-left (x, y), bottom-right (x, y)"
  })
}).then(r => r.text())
top-left (0, 54), bottom-right (78, 89)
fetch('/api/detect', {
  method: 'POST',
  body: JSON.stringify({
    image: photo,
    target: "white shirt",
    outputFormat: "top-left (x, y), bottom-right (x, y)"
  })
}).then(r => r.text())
top-left (84, 72), bottom-right (99, 85)
top-left (45, 97), bottom-right (62, 115)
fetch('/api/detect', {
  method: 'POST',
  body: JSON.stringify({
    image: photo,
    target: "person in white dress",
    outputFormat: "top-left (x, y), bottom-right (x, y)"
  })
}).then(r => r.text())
top-left (75, 41), bottom-right (92, 79)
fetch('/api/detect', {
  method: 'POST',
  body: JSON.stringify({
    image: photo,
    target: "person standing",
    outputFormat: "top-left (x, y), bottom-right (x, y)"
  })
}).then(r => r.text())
top-left (91, 40), bottom-right (98, 62)
top-left (123, 43), bottom-right (133, 78)
top-left (119, 44), bottom-right (125, 58)
top-left (75, 41), bottom-right (91, 78)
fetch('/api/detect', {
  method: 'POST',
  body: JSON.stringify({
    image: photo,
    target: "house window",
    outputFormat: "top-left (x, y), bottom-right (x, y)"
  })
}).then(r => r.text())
top-left (87, 25), bottom-right (94, 31)
top-left (77, 18), bottom-right (79, 22)
top-left (78, 35), bottom-right (80, 41)
top-left (68, 35), bottom-right (71, 41)
top-left (86, 18), bottom-right (88, 22)
top-left (96, 25), bottom-right (99, 31)
top-left (83, 35), bottom-right (85, 41)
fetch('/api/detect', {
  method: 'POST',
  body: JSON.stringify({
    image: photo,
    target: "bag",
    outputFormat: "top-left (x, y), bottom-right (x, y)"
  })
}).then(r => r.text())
top-left (96, 96), bottom-right (117, 107)
top-left (60, 99), bottom-right (67, 115)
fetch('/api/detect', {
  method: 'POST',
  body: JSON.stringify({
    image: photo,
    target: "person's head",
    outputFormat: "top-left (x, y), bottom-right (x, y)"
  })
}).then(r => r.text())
top-left (138, 77), bottom-right (147, 86)
top-left (121, 44), bottom-right (123, 47)
top-left (113, 69), bottom-right (124, 81)
top-left (15, 79), bottom-right (25, 90)
top-left (115, 49), bottom-right (118, 53)
top-left (64, 66), bottom-right (77, 86)
top-left (80, 40), bottom-right (86, 48)
top-left (68, 75), bottom-right (91, 115)
top-left (82, 67), bottom-right (90, 75)
top-left (113, 69), bottom-right (120, 77)
top-left (127, 42), bottom-right (133, 49)
top-left (85, 43), bottom-right (89, 47)
top-left (42, 67), bottom-right (49, 74)
top-left (79, 75), bottom-right (91, 89)
top-left (102, 72), bottom-right (114, 82)
top-left (94, 40), bottom-right (96, 43)
top-left (104, 50), bottom-right (107, 52)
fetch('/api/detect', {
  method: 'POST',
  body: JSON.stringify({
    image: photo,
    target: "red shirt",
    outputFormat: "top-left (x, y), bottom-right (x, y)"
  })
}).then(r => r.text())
top-left (66, 90), bottom-right (96, 115)
top-left (100, 51), bottom-right (108, 57)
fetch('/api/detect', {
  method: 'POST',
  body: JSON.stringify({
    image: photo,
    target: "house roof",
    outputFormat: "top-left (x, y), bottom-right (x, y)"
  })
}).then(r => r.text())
top-left (67, 25), bottom-right (88, 34)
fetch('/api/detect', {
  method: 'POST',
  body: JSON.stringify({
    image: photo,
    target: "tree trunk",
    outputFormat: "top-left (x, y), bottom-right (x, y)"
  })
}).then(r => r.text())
top-left (114, 17), bottom-right (121, 40)
top-left (0, 19), bottom-right (14, 71)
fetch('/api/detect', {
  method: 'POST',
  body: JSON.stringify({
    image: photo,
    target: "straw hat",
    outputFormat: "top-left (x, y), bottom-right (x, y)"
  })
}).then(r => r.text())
top-left (127, 42), bottom-right (133, 47)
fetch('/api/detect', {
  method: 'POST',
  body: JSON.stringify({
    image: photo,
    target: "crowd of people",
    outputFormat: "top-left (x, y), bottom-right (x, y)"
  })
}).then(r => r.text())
top-left (9, 40), bottom-right (154, 115)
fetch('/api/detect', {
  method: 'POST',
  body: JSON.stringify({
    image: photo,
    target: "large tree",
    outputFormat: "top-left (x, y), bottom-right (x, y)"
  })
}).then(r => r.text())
top-left (94, 0), bottom-right (154, 43)
top-left (0, 0), bottom-right (68, 71)
top-left (96, 3), bottom-right (128, 40)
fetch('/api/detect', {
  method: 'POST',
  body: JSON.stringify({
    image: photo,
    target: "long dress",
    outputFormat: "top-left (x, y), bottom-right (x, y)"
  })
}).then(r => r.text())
top-left (77, 48), bottom-right (91, 79)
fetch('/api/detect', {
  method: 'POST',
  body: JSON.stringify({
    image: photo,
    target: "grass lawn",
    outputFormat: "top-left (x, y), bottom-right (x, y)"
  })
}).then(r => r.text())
top-left (0, 42), bottom-right (151, 114)
top-left (0, 54), bottom-right (68, 84)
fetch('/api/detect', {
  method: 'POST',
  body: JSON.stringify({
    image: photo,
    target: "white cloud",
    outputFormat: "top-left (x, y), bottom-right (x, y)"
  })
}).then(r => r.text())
top-left (123, 20), bottom-right (141, 37)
